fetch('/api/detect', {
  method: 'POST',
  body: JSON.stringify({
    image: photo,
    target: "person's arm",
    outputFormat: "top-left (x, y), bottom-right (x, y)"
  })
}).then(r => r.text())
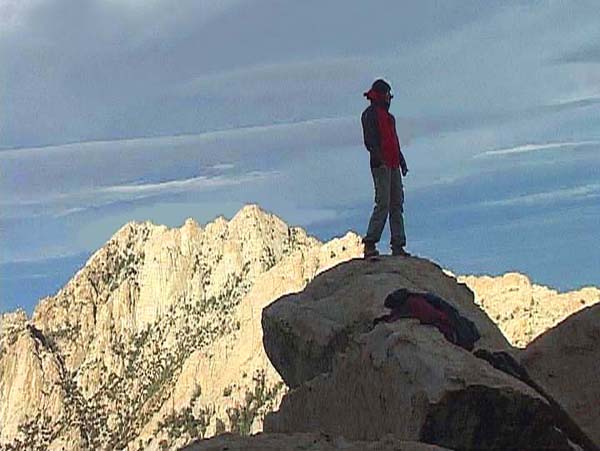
top-left (361, 108), bottom-right (383, 167)
top-left (391, 115), bottom-right (409, 175)
top-left (399, 149), bottom-right (408, 176)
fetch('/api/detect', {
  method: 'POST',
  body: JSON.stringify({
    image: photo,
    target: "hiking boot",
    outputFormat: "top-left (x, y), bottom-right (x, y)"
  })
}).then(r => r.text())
top-left (363, 242), bottom-right (379, 259)
top-left (392, 247), bottom-right (410, 257)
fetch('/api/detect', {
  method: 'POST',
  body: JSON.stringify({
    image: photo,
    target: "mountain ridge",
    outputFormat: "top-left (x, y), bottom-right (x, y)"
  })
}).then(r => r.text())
top-left (0, 204), bottom-right (364, 450)
top-left (1, 204), bottom-right (598, 450)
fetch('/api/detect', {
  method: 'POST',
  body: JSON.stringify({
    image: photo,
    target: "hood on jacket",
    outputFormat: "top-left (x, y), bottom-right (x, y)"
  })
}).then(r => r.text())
top-left (364, 88), bottom-right (391, 109)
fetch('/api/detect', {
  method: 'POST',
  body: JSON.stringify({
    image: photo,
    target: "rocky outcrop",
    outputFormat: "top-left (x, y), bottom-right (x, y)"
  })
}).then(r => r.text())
top-left (262, 256), bottom-right (585, 450)
top-left (520, 304), bottom-right (600, 449)
top-left (263, 256), bottom-right (511, 389)
top-left (0, 310), bottom-right (70, 449)
top-left (182, 432), bottom-right (450, 451)
top-left (459, 273), bottom-right (600, 347)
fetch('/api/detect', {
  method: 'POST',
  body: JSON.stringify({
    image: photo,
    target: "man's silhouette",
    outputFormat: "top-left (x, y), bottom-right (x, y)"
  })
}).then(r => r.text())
top-left (361, 79), bottom-right (409, 258)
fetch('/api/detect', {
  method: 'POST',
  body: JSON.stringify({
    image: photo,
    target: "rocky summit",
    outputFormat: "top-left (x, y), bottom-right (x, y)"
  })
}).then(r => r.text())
top-left (1, 204), bottom-right (598, 451)
top-left (261, 256), bottom-right (596, 450)
top-left (262, 256), bottom-right (512, 389)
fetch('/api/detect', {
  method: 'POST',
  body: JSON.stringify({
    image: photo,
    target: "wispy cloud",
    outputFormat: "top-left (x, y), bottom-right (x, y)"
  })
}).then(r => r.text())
top-left (541, 95), bottom-right (600, 114)
top-left (99, 172), bottom-right (275, 196)
top-left (2, 171), bottom-right (279, 219)
top-left (480, 183), bottom-right (600, 207)
top-left (53, 207), bottom-right (87, 218)
top-left (0, 116), bottom-right (358, 208)
top-left (0, 116), bottom-right (356, 158)
top-left (210, 163), bottom-right (235, 171)
top-left (550, 93), bottom-right (600, 106)
top-left (475, 140), bottom-right (600, 158)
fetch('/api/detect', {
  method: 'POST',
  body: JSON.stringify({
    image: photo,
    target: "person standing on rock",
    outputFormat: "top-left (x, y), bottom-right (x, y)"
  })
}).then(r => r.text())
top-left (361, 78), bottom-right (409, 258)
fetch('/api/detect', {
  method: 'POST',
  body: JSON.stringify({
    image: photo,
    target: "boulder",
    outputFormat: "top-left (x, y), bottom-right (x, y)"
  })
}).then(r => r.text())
top-left (262, 256), bottom-right (583, 450)
top-left (265, 320), bottom-right (576, 450)
top-left (262, 256), bottom-right (511, 389)
top-left (521, 304), bottom-right (600, 449)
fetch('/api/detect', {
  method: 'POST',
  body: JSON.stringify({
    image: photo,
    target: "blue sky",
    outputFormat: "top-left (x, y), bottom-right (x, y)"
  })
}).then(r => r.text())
top-left (1, 0), bottom-right (599, 314)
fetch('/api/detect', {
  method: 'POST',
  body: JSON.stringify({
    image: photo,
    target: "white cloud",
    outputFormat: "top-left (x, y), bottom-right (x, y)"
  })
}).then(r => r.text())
top-left (53, 207), bottom-right (86, 218)
top-left (100, 172), bottom-right (275, 196)
top-left (475, 140), bottom-right (600, 158)
top-left (551, 94), bottom-right (600, 106)
top-left (210, 163), bottom-right (235, 170)
top-left (0, 116), bottom-right (358, 206)
top-left (2, 171), bottom-right (279, 219)
top-left (480, 183), bottom-right (600, 207)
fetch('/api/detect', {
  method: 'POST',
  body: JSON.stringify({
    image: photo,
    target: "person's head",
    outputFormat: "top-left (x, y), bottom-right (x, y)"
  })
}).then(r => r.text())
top-left (372, 79), bottom-right (393, 95)
top-left (364, 78), bottom-right (394, 108)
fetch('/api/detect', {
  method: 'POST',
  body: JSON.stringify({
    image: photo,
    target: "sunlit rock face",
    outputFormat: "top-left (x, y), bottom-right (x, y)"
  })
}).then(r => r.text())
top-left (0, 311), bottom-right (67, 445)
top-left (0, 205), bottom-right (363, 450)
top-left (459, 272), bottom-right (599, 347)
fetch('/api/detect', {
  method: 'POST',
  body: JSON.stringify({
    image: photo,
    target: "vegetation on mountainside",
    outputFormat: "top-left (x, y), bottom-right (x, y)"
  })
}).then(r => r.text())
top-left (226, 369), bottom-right (285, 436)
top-left (1, 216), bottom-right (313, 450)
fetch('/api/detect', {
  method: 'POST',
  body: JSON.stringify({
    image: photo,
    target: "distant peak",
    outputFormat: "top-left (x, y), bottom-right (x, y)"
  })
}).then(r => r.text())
top-left (229, 204), bottom-right (285, 232)
top-left (232, 204), bottom-right (272, 221)
top-left (182, 217), bottom-right (201, 230)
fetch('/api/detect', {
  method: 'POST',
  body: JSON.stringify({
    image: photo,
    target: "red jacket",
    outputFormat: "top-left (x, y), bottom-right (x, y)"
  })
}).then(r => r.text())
top-left (361, 89), bottom-right (407, 171)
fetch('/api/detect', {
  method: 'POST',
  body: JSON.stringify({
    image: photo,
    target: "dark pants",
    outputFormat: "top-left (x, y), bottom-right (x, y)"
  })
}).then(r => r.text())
top-left (364, 166), bottom-right (406, 250)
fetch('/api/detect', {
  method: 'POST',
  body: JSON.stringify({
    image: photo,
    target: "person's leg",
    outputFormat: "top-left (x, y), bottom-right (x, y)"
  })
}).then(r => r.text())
top-left (364, 166), bottom-right (391, 249)
top-left (389, 168), bottom-right (407, 252)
